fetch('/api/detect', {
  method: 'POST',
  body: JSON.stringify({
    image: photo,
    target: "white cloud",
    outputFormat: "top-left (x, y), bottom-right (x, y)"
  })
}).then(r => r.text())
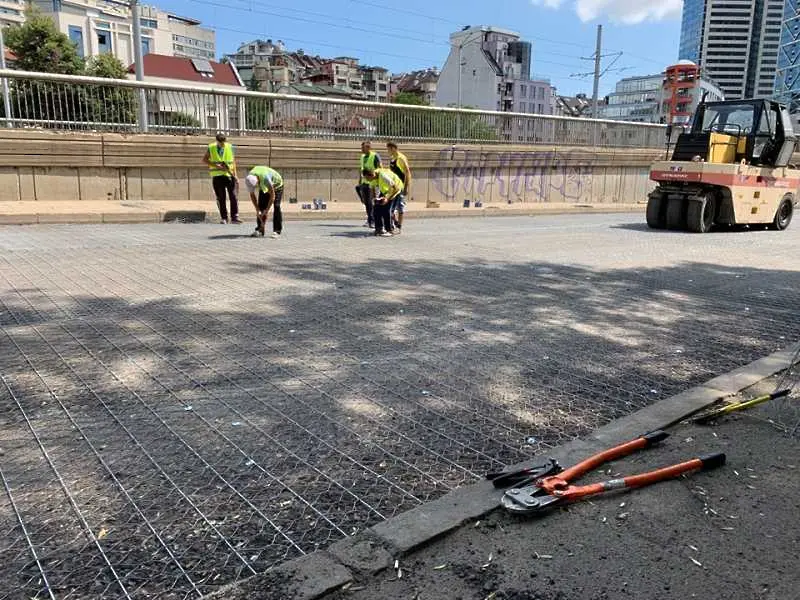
top-left (531, 0), bottom-right (567, 8)
top-left (531, 0), bottom-right (682, 23)
top-left (574, 0), bottom-right (683, 24)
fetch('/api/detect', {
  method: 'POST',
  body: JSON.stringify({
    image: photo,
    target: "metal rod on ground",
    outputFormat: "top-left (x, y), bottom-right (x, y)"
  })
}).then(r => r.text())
top-left (130, 0), bottom-right (148, 133)
top-left (0, 25), bottom-right (13, 128)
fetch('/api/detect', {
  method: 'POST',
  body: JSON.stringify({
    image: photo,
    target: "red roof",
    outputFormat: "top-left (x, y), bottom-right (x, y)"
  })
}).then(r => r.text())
top-left (128, 54), bottom-right (241, 87)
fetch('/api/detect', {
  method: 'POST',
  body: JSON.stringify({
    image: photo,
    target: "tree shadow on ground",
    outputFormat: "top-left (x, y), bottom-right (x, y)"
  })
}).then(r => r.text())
top-left (1, 256), bottom-right (799, 599)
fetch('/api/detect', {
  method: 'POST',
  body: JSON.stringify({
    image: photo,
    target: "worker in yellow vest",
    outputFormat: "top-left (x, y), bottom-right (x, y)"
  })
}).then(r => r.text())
top-left (245, 165), bottom-right (284, 238)
top-left (387, 141), bottom-right (412, 232)
top-left (361, 167), bottom-right (404, 236)
top-left (356, 141), bottom-right (381, 228)
top-left (203, 133), bottom-right (240, 224)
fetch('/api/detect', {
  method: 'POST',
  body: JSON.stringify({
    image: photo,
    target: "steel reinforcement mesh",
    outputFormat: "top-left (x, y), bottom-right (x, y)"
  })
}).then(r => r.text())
top-left (1, 218), bottom-right (799, 599)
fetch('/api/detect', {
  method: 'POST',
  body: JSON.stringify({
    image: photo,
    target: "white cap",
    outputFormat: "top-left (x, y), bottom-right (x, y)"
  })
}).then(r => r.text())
top-left (245, 174), bottom-right (259, 191)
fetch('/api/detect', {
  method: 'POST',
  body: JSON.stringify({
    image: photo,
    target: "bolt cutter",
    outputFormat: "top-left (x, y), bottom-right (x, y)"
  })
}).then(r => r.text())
top-left (497, 431), bottom-right (726, 515)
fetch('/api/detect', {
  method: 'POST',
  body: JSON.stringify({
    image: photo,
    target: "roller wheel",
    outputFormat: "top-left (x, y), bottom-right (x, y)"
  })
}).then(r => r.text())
top-left (771, 196), bottom-right (794, 231)
top-left (666, 197), bottom-right (687, 230)
top-left (687, 193), bottom-right (716, 233)
top-left (646, 193), bottom-right (667, 229)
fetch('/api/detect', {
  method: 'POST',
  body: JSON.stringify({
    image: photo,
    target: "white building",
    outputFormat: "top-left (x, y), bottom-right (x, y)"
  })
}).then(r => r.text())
top-left (31, 0), bottom-right (215, 67)
top-left (0, 0), bottom-right (25, 28)
top-left (679, 0), bottom-right (783, 99)
top-left (128, 54), bottom-right (245, 132)
top-left (435, 26), bottom-right (555, 115)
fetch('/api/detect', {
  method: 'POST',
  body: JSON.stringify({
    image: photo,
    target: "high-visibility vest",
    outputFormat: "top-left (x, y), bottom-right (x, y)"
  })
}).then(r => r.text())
top-left (360, 151), bottom-right (379, 184)
top-left (372, 168), bottom-right (404, 196)
top-left (250, 166), bottom-right (284, 192)
top-left (208, 142), bottom-right (235, 178)
top-left (390, 151), bottom-right (409, 182)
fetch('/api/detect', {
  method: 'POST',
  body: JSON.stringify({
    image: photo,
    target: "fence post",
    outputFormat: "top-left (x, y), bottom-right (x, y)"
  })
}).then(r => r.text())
top-left (0, 26), bottom-right (13, 128)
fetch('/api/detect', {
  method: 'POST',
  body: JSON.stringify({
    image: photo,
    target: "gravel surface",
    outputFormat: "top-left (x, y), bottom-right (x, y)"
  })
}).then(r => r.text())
top-left (1, 215), bottom-right (798, 599)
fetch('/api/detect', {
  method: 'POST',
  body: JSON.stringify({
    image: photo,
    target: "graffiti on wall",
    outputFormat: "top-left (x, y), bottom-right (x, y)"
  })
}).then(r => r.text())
top-left (430, 147), bottom-right (596, 204)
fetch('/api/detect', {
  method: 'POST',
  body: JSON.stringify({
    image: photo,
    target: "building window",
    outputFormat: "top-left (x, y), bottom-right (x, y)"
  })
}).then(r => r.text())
top-left (520, 85), bottom-right (527, 98)
top-left (68, 25), bottom-right (84, 58)
top-left (141, 18), bottom-right (158, 29)
top-left (97, 29), bottom-right (112, 54)
top-left (520, 102), bottom-right (526, 112)
top-left (142, 37), bottom-right (151, 55)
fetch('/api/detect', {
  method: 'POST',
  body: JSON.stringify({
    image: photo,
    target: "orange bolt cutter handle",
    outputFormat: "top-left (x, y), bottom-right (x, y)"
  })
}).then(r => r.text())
top-left (539, 430), bottom-right (669, 495)
top-left (556, 453), bottom-right (727, 501)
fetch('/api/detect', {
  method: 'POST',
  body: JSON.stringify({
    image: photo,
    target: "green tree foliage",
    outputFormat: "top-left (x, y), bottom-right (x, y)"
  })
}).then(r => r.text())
top-left (245, 74), bottom-right (272, 132)
top-left (3, 8), bottom-right (142, 128)
top-left (3, 8), bottom-right (83, 75)
top-left (376, 92), bottom-right (497, 142)
top-left (85, 54), bottom-right (137, 126)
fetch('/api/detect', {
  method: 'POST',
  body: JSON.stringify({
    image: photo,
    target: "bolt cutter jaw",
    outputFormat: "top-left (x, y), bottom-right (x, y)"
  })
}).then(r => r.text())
top-left (486, 458), bottom-right (562, 489)
top-left (500, 488), bottom-right (561, 514)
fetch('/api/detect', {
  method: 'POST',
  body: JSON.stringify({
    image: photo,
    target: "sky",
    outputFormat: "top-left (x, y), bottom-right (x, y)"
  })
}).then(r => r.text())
top-left (151, 0), bottom-right (684, 97)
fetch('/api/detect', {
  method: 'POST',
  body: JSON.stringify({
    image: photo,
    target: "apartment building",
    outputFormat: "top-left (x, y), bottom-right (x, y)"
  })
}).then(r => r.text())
top-left (226, 39), bottom-right (391, 101)
top-left (390, 68), bottom-right (439, 104)
top-left (435, 26), bottom-right (556, 115)
top-left (31, 0), bottom-right (215, 66)
top-left (679, 0), bottom-right (783, 99)
top-left (0, 0), bottom-right (25, 28)
top-left (599, 64), bottom-right (724, 124)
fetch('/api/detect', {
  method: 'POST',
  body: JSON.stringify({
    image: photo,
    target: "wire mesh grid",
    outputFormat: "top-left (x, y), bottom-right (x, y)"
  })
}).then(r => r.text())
top-left (1, 219), bottom-right (799, 598)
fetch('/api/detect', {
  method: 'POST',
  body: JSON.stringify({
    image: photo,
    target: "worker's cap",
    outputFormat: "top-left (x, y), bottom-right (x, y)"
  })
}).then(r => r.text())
top-left (245, 174), bottom-right (259, 191)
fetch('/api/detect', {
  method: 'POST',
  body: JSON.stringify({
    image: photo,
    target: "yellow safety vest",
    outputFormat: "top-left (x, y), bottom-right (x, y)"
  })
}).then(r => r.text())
top-left (208, 143), bottom-right (235, 178)
top-left (250, 166), bottom-right (283, 192)
top-left (372, 168), bottom-right (404, 196)
top-left (360, 151), bottom-right (379, 184)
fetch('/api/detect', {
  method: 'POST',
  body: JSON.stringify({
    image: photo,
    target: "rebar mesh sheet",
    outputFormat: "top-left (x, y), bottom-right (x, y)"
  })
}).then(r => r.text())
top-left (1, 216), bottom-right (799, 599)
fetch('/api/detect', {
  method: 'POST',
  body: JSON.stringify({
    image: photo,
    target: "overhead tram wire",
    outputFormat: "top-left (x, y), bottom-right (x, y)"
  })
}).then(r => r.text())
top-left (211, 24), bottom-right (590, 72)
top-left (221, 0), bottom-right (597, 52)
top-left (197, 0), bottom-right (594, 68)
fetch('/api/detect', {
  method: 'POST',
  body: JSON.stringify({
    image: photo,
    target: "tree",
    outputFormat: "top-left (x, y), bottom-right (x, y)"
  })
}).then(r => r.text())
top-left (391, 91), bottom-right (427, 106)
top-left (375, 93), bottom-right (497, 142)
top-left (3, 7), bottom-right (86, 126)
top-left (3, 7), bottom-right (83, 74)
top-left (85, 54), bottom-right (137, 127)
top-left (245, 74), bottom-right (272, 132)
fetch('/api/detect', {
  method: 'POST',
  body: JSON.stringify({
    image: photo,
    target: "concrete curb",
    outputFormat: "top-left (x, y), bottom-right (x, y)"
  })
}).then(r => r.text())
top-left (0, 204), bottom-right (645, 226)
top-left (200, 342), bottom-right (800, 600)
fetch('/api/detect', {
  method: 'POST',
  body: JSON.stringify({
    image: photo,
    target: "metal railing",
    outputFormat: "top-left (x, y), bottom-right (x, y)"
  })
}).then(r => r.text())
top-left (0, 68), bottom-right (666, 147)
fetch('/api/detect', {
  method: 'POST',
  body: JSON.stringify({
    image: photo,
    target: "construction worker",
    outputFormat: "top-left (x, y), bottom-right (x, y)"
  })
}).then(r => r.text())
top-left (362, 167), bottom-right (404, 237)
top-left (387, 141), bottom-right (412, 232)
top-left (245, 166), bottom-right (284, 238)
top-left (356, 141), bottom-right (381, 228)
top-left (203, 133), bottom-right (240, 224)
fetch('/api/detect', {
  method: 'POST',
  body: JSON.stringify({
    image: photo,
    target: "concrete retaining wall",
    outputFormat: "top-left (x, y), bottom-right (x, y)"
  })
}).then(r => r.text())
top-left (0, 131), bottom-right (667, 206)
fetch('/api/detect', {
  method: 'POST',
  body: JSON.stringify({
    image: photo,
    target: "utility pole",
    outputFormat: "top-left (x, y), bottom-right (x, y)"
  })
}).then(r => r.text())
top-left (0, 25), bottom-right (12, 128)
top-left (130, 0), bottom-right (148, 132)
top-left (591, 24), bottom-right (602, 119)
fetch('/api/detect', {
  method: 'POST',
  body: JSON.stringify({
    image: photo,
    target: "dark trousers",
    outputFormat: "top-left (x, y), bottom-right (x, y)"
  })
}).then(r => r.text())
top-left (212, 175), bottom-right (238, 220)
top-left (373, 199), bottom-right (393, 234)
top-left (356, 183), bottom-right (374, 225)
top-left (257, 187), bottom-right (283, 233)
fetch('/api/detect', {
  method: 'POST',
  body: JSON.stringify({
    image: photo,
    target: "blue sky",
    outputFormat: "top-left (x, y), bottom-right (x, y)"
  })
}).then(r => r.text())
top-left (152, 0), bottom-right (683, 97)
